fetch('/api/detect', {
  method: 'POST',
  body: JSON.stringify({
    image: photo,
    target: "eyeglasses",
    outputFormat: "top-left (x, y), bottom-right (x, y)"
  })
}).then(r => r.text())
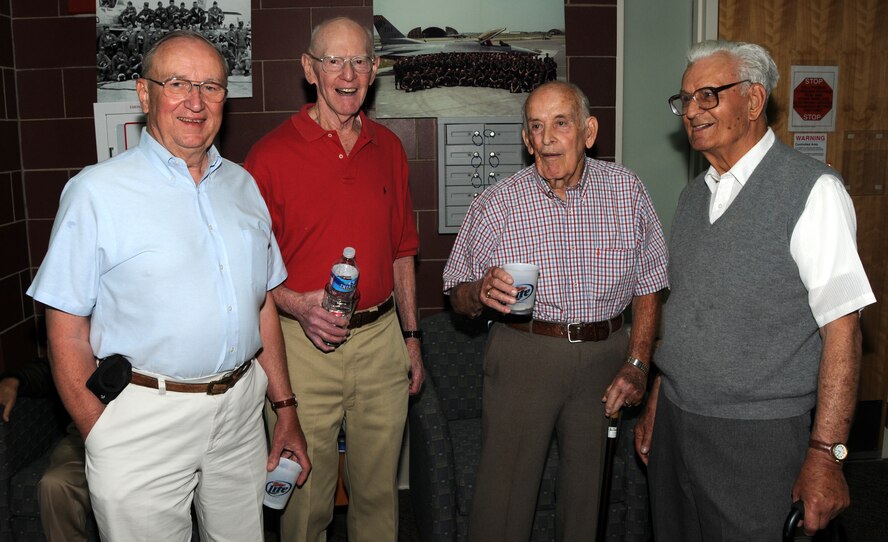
top-left (668, 80), bottom-right (751, 116)
top-left (144, 76), bottom-right (228, 103)
top-left (306, 53), bottom-right (375, 74)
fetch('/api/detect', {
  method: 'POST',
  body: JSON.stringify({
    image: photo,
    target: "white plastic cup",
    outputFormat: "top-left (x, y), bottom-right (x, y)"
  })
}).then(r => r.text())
top-left (263, 457), bottom-right (302, 510)
top-left (502, 263), bottom-right (540, 315)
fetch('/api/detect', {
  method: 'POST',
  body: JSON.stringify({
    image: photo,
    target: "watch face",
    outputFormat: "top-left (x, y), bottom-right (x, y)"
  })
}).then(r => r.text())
top-left (832, 443), bottom-right (849, 461)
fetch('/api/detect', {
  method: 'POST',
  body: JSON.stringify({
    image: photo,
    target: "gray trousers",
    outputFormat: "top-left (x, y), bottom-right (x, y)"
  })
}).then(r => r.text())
top-left (467, 323), bottom-right (627, 542)
top-left (648, 393), bottom-right (810, 542)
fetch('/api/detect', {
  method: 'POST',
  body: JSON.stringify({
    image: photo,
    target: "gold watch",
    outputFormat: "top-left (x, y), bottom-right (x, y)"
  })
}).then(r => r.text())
top-left (809, 439), bottom-right (848, 463)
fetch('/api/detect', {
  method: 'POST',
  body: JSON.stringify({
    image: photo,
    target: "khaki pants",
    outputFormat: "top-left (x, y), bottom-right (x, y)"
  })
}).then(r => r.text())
top-left (38, 424), bottom-right (90, 542)
top-left (267, 309), bottom-right (409, 542)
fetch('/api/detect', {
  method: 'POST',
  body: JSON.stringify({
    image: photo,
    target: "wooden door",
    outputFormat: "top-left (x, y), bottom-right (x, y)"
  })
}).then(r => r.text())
top-left (720, 0), bottom-right (888, 450)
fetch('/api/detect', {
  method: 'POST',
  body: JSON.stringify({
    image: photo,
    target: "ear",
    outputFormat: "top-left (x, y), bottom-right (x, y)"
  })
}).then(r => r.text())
top-left (368, 55), bottom-right (380, 86)
top-left (747, 82), bottom-right (767, 121)
top-left (136, 77), bottom-right (150, 114)
top-left (301, 54), bottom-right (317, 85)
top-left (521, 127), bottom-right (534, 155)
top-left (584, 116), bottom-right (598, 149)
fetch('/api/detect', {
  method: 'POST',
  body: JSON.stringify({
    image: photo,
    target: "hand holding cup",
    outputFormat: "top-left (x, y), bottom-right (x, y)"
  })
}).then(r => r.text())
top-left (501, 263), bottom-right (540, 315)
top-left (480, 263), bottom-right (540, 315)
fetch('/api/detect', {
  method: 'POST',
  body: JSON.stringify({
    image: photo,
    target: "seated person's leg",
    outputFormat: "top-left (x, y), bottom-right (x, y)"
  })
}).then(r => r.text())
top-left (38, 426), bottom-right (91, 542)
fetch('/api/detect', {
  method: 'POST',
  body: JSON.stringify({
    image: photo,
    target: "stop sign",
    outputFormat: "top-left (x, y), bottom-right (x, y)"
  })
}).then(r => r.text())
top-left (793, 78), bottom-right (833, 121)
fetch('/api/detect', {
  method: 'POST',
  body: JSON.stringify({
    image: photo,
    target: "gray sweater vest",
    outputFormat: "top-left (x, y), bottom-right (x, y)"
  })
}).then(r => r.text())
top-left (657, 140), bottom-right (836, 419)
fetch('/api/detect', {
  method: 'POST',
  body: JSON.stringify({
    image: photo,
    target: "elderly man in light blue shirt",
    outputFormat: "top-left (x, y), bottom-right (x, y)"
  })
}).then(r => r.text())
top-left (27, 30), bottom-right (310, 541)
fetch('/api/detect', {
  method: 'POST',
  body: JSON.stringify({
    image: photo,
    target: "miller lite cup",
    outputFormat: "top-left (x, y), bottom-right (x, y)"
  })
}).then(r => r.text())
top-left (502, 263), bottom-right (540, 315)
top-left (263, 457), bottom-right (302, 510)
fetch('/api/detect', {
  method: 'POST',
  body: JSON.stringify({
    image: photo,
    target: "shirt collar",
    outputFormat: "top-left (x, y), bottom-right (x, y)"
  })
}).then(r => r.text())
top-left (532, 157), bottom-right (590, 197)
top-left (292, 104), bottom-right (377, 146)
top-left (139, 128), bottom-right (222, 181)
top-left (703, 128), bottom-right (775, 193)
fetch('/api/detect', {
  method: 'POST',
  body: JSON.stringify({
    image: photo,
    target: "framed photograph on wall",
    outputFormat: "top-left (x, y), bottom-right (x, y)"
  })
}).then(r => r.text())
top-left (95, 0), bottom-right (252, 102)
top-left (372, 0), bottom-right (565, 118)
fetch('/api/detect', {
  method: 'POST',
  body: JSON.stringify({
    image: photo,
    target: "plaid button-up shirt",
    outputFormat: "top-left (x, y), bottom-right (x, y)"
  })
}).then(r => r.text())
top-left (443, 158), bottom-right (669, 323)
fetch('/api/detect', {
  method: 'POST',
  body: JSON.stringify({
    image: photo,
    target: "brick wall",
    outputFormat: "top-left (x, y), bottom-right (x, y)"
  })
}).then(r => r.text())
top-left (0, 0), bottom-right (617, 372)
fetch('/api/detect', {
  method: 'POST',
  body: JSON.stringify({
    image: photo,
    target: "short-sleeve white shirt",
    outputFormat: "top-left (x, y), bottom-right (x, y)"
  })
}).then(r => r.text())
top-left (704, 129), bottom-right (875, 326)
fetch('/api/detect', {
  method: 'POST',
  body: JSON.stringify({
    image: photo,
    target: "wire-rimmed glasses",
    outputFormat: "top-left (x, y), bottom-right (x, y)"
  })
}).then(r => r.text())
top-left (144, 76), bottom-right (228, 103)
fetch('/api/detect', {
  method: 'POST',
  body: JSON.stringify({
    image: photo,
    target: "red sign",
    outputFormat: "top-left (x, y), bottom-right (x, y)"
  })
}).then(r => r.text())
top-left (793, 78), bottom-right (833, 121)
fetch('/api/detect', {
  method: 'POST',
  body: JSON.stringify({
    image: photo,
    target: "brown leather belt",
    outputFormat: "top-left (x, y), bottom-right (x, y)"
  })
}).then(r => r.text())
top-left (506, 314), bottom-right (623, 343)
top-left (278, 296), bottom-right (394, 329)
top-left (130, 359), bottom-right (253, 395)
top-left (347, 295), bottom-right (395, 329)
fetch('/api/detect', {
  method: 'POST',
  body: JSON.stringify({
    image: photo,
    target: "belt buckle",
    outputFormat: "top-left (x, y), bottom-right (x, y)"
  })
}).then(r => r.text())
top-left (567, 322), bottom-right (583, 343)
top-left (206, 373), bottom-right (234, 395)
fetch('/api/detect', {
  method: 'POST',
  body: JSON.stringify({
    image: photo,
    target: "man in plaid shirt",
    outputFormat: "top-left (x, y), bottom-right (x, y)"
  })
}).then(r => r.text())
top-left (443, 80), bottom-right (669, 540)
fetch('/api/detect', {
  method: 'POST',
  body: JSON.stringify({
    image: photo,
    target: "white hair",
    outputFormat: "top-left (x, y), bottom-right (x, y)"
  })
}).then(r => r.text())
top-left (687, 40), bottom-right (779, 101)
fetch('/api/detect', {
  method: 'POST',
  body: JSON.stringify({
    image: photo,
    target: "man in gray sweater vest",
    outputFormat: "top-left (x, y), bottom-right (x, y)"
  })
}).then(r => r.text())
top-left (636, 40), bottom-right (875, 541)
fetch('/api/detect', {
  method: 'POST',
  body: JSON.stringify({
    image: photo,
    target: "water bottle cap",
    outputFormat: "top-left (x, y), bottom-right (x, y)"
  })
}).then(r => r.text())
top-left (343, 247), bottom-right (356, 258)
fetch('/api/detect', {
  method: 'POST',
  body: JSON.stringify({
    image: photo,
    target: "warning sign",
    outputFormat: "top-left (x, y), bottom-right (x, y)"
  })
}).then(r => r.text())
top-left (793, 133), bottom-right (827, 163)
top-left (789, 66), bottom-right (838, 132)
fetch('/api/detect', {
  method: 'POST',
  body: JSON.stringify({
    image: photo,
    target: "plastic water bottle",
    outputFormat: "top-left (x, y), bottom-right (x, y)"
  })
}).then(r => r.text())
top-left (322, 247), bottom-right (360, 320)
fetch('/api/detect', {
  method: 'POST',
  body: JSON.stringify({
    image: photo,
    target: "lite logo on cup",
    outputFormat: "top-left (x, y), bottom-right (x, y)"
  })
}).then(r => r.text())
top-left (515, 284), bottom-right (535, 302)
top-left (502, 263), bottom-right (540, 315)
top-left (266, 480), bottom-right (293, 497)
top-left (263, 456), bottom-right (302, 509)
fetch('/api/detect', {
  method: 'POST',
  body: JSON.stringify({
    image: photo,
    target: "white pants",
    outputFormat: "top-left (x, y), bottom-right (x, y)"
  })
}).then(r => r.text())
top-left (84, 363), bottom-right (269, 542)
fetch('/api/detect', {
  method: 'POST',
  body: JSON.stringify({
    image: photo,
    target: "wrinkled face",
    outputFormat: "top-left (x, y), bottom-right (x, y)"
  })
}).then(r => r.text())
top-left (680, 53), bottom-right (754, 157)
top-left (136, 37), bottom-right (226, 161)
top-left (302, 19), bottom-right (378, 121)
top-left (521, 85), bottom-right (597, 187)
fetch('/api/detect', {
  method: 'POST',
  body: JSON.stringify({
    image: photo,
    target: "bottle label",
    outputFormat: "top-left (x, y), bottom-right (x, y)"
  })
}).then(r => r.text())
top-left (330, 264), bottom-right (358, 293)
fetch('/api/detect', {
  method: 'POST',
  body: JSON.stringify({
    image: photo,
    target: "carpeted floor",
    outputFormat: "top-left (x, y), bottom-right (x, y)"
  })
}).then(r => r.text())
top-left (840, 458), bottom-right (888, 541)
top-left (263, 491), bottom-right (419, 542)
top-left (266, 460), bottom-right (887, 541)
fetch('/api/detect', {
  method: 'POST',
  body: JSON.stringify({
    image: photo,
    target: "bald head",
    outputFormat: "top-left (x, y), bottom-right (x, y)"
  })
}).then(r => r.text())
top-left (309, 17), bottom-right (374, 58)
top-left (143, 29), bottom-right (228, 85)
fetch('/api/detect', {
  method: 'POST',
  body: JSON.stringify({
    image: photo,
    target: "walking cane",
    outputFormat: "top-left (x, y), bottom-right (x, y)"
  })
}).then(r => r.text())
top-left (783, 500), bottom-right (845, 542)
top-left (596, 413), bottom-right (621, 542)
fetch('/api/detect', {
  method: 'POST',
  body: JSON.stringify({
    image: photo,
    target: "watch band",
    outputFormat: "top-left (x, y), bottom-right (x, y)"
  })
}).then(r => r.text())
top-left (271, 394), bottom-right (298, 412)
top-left (809, 439), bottom-right (848, 463)
top-left (402, 329), bottom-right (423, 340)
top-left (625, 356), bottom-right (649, 377)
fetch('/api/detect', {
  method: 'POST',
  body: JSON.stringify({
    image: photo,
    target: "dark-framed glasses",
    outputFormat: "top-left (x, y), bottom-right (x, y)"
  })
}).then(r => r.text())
top-left (144, 76), bottom-right (228, 103)
top-left (668, 79), bottom-right (751, 116)
top-left (306, 53), bottom-right (375, 74)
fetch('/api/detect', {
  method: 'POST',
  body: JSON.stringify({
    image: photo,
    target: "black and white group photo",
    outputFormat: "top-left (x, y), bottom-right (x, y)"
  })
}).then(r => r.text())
top-left (95, 0), bottom-right (252, 101)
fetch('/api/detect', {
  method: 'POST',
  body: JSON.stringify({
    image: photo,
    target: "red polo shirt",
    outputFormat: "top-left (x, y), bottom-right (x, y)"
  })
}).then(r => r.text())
top-left (245, 105), bottom-right (419, 310)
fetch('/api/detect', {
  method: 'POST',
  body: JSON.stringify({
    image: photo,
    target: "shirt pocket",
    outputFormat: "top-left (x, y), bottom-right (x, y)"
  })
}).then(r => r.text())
top-left (587, 247), bottom-right (636, 301)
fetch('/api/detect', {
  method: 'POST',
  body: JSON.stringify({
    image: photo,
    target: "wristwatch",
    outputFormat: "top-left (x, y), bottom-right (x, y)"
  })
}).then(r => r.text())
top-left (809, 439), bottom-right (849, 463)
top-left (625, 356), bottom-right (649, 377)
top-left (271, 394), bottom-right (298, 412)
top-left (402, 329), bottom-right (423, 341)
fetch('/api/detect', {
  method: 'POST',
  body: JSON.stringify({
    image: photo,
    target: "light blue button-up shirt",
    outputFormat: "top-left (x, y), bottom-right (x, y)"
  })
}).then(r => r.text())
top-left (28, 131), bottom-right (287, 379)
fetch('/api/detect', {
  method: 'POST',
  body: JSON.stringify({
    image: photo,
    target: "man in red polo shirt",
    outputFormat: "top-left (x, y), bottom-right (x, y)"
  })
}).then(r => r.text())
top-left (245, 16), bottom-right (424, 542)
